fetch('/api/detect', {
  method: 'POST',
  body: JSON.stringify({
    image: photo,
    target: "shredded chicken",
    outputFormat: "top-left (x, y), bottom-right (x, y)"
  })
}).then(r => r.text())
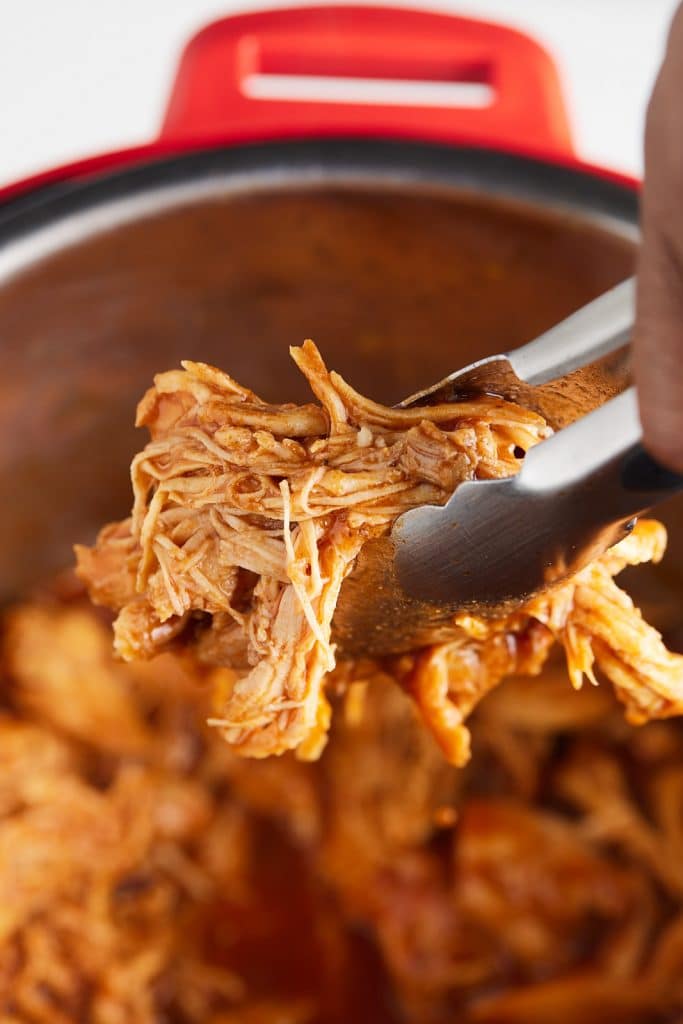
top-left (0, 597), bottom-right (322, 1023)
top-left (76, 341), bottom-right (683, 762)
top-left (1, 586), bottom-right (683, 1022)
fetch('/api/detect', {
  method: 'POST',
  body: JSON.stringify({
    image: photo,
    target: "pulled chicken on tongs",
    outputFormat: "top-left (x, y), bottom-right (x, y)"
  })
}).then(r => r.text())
top-left (76, 341), bottom-right (683, 762)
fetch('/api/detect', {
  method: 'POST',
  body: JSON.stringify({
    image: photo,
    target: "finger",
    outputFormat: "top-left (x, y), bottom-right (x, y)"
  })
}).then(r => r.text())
top-left (634, 1), bottom-right (683, 472)
top-left (635, 217), bottom-right (683, 472)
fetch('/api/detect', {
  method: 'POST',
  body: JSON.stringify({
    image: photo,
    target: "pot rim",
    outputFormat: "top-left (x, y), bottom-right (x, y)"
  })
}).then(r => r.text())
top-left (0, 138), bottom-right (639, 281)
top-left (0, 129), bottom-right (639, 207)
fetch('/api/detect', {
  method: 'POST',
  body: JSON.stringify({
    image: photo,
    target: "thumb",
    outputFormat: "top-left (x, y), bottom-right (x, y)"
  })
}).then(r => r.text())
top-left (635, 216), bottom-right (683, 473)
top-left (634, 1), bottom-right (683, 473)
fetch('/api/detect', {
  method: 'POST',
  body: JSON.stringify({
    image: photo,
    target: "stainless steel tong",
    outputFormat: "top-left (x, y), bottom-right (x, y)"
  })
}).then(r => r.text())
top-left (332, 278), bottom-right (683, 657)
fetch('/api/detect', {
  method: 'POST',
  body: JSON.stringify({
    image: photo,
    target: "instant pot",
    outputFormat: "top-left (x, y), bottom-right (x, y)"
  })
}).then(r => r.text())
top-left (3, 6), bottom-right (673, 625)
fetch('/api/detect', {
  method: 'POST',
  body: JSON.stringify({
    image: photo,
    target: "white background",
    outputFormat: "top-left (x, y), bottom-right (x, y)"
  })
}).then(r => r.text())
top-left (0, 0), bottom-right (680, 187)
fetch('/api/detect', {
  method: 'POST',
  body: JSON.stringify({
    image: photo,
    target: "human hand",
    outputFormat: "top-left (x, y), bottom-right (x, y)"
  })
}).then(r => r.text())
top-left (635, 1), bottom-right (683, 472)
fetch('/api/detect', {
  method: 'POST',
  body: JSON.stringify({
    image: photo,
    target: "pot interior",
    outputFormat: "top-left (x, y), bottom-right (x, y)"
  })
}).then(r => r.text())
top-left (3, 145), bottom-right (671, 620)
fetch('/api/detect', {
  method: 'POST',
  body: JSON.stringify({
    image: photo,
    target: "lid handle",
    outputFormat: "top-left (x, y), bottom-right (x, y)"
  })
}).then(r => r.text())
top-left (161, 6), bottom-right (574, 158)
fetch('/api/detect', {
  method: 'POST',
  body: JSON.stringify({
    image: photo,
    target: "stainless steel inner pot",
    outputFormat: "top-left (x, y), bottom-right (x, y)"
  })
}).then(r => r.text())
top-left (2, 138), bottom-right (677, 632)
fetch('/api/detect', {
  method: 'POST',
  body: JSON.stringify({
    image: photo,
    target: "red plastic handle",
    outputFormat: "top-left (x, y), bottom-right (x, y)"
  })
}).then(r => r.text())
top-left (161, 6), bottom-right (573, 158)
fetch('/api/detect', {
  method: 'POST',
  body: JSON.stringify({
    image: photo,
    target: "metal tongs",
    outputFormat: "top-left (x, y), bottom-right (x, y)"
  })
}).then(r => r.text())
top-left (332, 278), bottom-right (683, 657)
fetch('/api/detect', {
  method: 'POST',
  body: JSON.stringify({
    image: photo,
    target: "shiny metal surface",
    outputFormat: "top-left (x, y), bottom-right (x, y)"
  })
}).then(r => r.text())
top-left (335, 386), bottom-right (683, 657)
top-left (396, 388), bottom-right (683, 609)
top-left (336, 280), bottom-right (649, 653)
top-left (0, 140), bottom-right (653, 644)
top-left (399, 278), bottom-right (634, 429)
